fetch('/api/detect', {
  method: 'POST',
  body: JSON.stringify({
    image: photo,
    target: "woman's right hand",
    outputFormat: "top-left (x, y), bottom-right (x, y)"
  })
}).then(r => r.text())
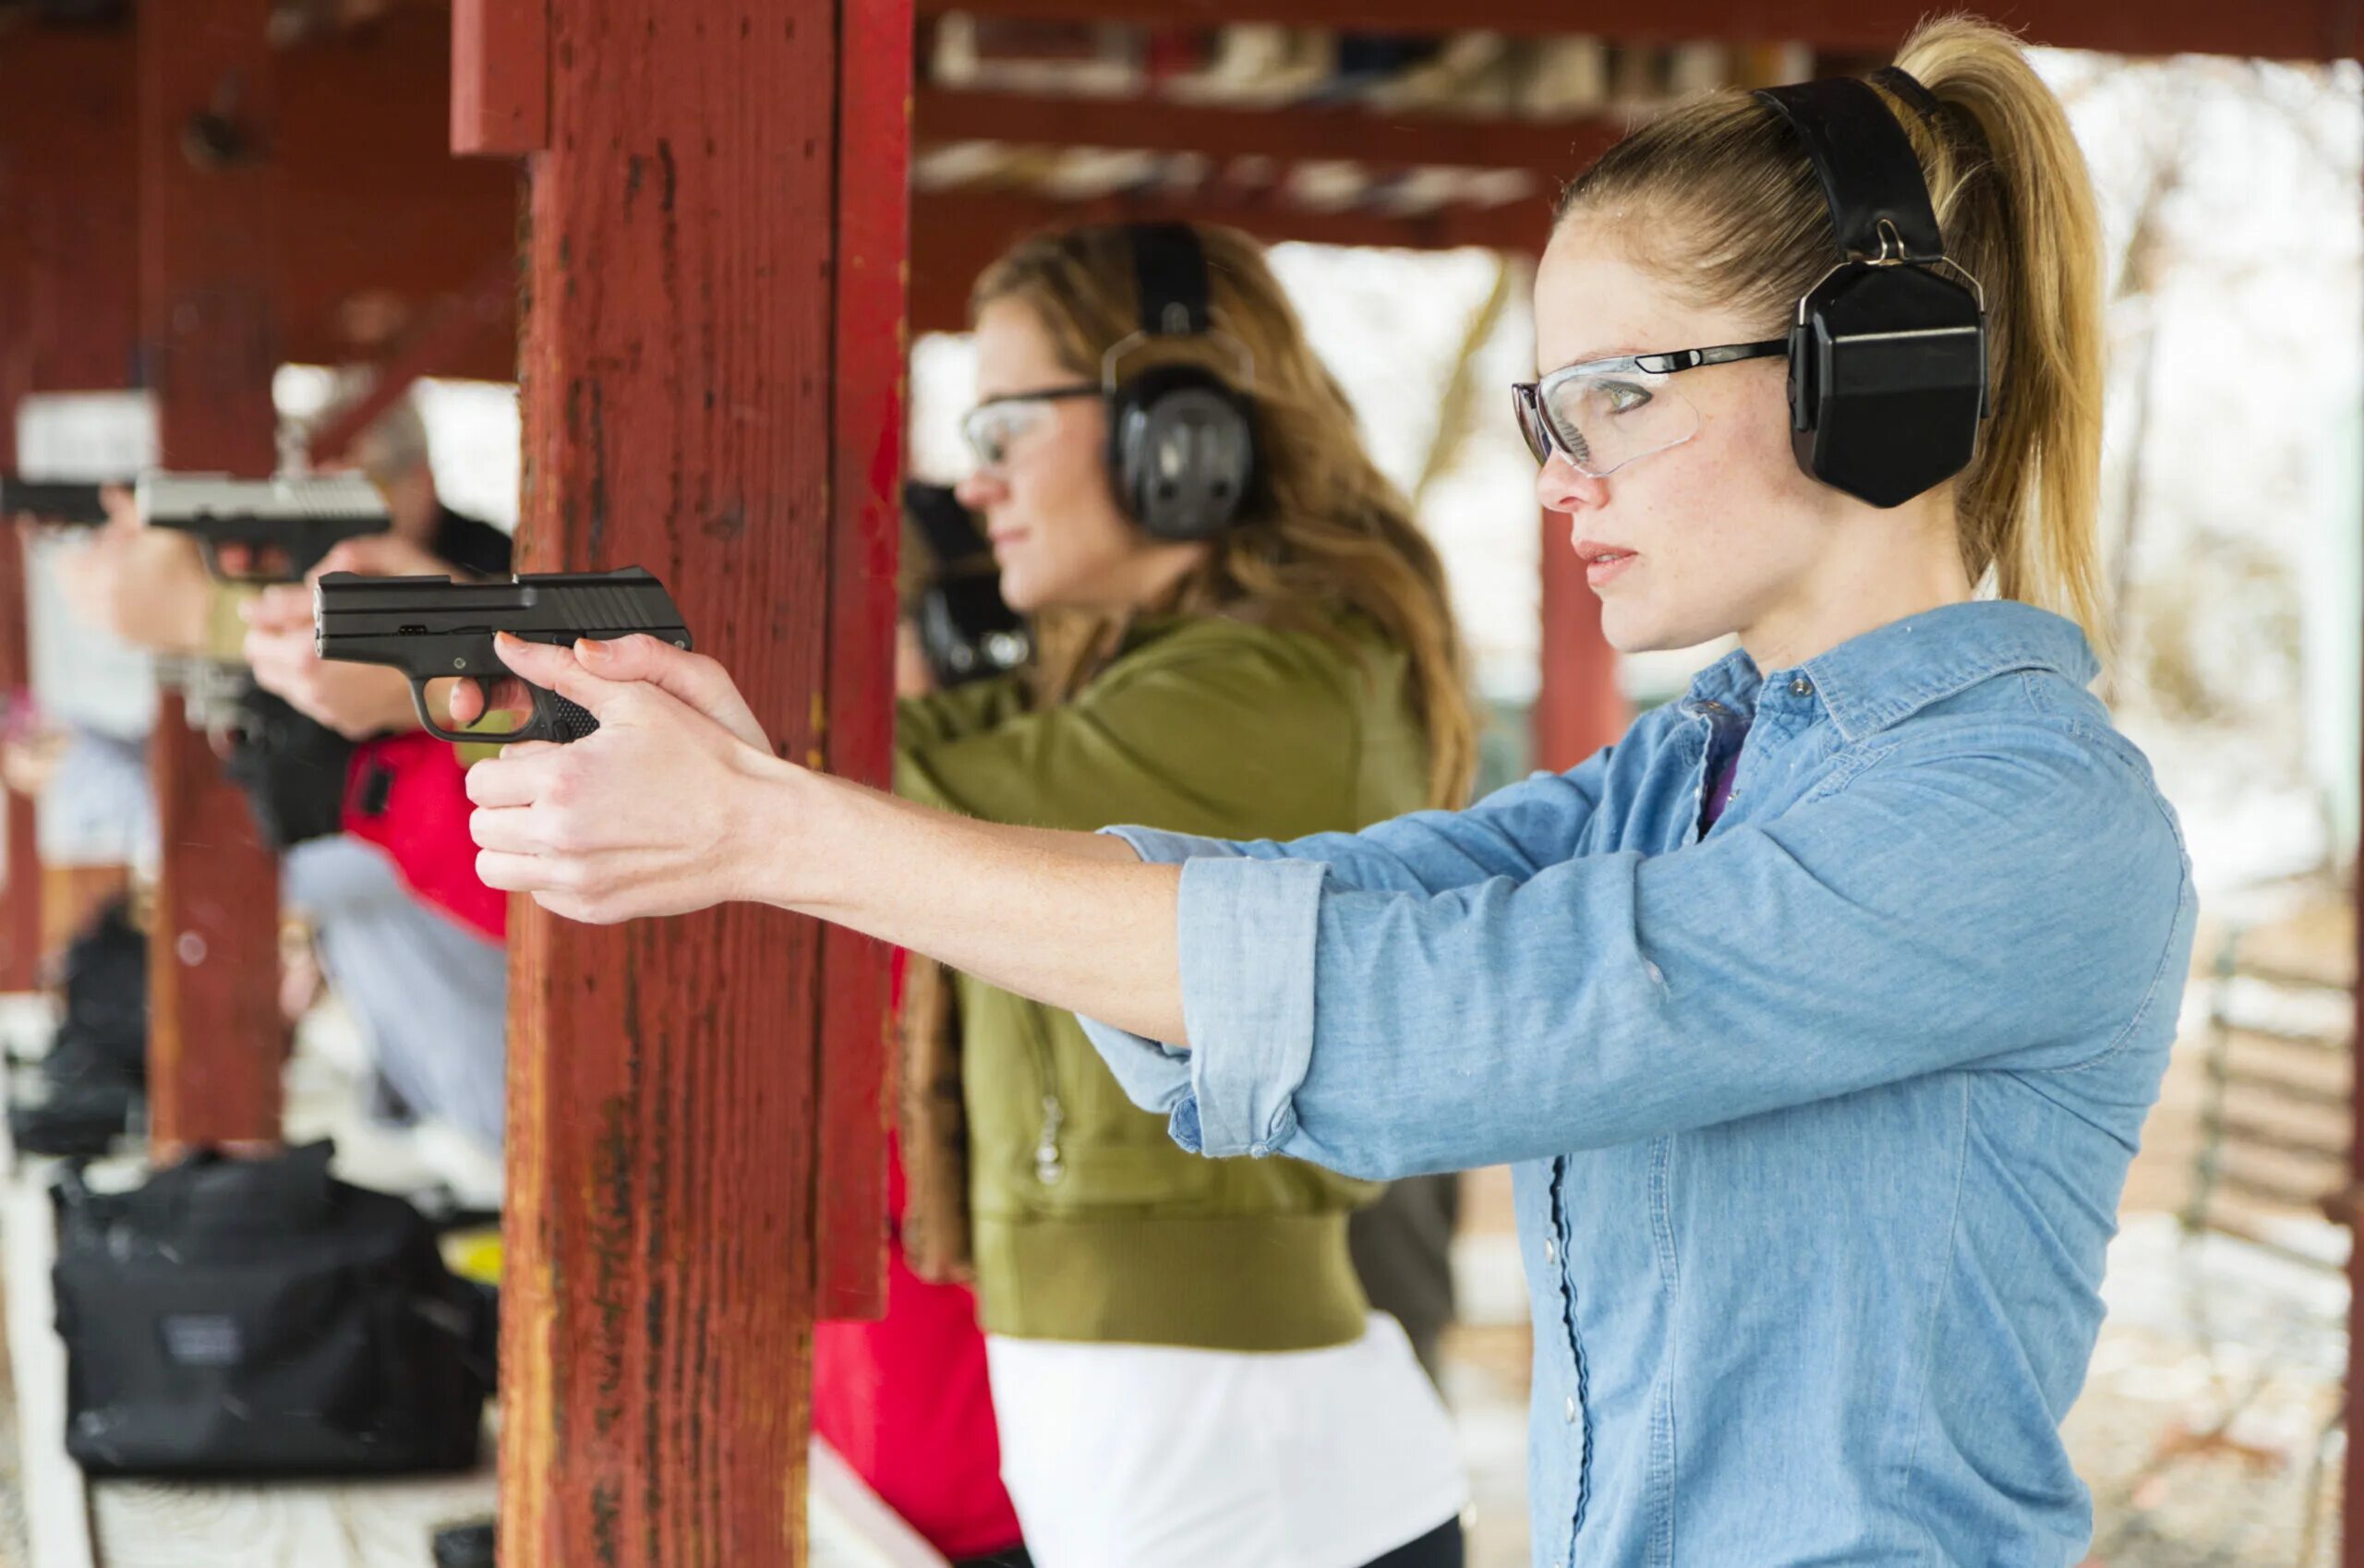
top-left (448, 633), bottom-right (773, 755)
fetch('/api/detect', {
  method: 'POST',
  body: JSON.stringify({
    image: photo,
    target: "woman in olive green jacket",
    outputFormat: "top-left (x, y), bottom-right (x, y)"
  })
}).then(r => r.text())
top-left (890, 223), bottom-right (1478, 1568)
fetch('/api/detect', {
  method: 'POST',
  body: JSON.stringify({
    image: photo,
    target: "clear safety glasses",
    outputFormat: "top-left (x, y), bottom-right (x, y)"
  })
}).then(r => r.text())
top-left (1512, 338), bottom-right (1786, 476)
top-left (959, 384), bottom-right (1100, 469)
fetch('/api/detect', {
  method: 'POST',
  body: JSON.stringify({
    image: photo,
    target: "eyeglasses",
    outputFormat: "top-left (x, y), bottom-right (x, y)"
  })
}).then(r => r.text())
top-left (959, 385), bottom-right (1101, 469)
top-left (1512, 339), bottom-right (1786, 476)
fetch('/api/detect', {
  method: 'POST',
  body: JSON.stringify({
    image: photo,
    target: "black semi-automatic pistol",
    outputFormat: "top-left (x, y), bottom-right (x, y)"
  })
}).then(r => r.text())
top-left (312, 566), bottom-right (693, 744)
top-left (0, 477), bottom-right (118, 526)
top-left (137, 472), bottom-right (390, 584)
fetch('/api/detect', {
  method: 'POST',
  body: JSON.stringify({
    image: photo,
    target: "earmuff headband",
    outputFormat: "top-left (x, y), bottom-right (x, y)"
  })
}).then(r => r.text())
top-left (1753, 78), bottom-right (1947, 264)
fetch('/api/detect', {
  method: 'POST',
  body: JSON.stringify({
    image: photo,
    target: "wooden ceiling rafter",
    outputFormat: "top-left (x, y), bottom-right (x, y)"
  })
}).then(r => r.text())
top-left (910, 185), bottom-right (1546, 332)
top-left (912, 0), bottom-right (2364, 62)
top-left (914, 84), bottom-right (1626, 182)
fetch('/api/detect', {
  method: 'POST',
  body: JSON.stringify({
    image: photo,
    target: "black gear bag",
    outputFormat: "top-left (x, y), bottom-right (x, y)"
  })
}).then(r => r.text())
top-left (50, 1140), bottom-right (492, 1477)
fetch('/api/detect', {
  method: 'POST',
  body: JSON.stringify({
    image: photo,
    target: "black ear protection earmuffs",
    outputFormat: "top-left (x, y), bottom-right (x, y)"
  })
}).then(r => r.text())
top-left (903, 480), bottom-right (1031, 688)
top-left (1104, 223), bottom-right (1260, 541)
top-left (1753, 70), bottom-right (1989, 508)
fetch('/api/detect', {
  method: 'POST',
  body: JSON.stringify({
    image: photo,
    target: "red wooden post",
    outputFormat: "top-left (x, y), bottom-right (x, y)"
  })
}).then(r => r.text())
top-left (480, 0), bottom-right (890, 1559)
top-left (0, 111), bottom-right (42, 995)
top-left (139, 0), bottom-right (286, 1151)
top-left (2, 29), bottom-right (140, 987)
top-left (0, 496), bottom-right (40, 994)
top-left (814, 0), bottom-right (914, 1321)
top-left (1533, 506), bottom-right (1627, 772)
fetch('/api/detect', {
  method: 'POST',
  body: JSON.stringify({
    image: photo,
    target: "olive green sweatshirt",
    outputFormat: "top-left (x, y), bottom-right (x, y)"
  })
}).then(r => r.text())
top-left (895, 613), bottom-right (1434, 1350)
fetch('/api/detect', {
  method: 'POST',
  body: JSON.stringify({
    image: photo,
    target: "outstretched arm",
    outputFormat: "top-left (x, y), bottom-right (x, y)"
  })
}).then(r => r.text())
top-left (461, 632), bottom-right (1188, 1041)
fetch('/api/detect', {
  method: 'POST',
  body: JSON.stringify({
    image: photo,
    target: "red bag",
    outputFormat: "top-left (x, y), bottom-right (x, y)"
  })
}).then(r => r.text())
top-left (342, 732), bottom-right (507, 942)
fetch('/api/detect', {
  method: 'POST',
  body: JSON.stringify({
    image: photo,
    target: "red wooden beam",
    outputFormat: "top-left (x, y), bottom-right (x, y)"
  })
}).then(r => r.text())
top-left (911, 186), bottom-right (1545, 333)
top-left (813, 0), bottom-right (913, 1321)
top-left (919, 0), bottom-right (2364, 60)
top-left (492, 0), bottom-right (850, 1559)
top-left (139, 0), bottom-right (287, 1152)
top-left (451, 0), bottom-right (549, 155)
top-left (1533, 505), bottom-right (1627, 773)
top-left (917, 84), bottom-right (1620, 183)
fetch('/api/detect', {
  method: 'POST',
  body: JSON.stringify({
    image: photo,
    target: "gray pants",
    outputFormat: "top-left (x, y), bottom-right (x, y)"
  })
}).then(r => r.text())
top-left (283, 836), bottom-right (508, 1153)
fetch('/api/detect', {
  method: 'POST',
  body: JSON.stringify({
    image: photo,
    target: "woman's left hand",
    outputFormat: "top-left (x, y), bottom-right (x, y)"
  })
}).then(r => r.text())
top-left (464, 633), bottom-right (784, 924)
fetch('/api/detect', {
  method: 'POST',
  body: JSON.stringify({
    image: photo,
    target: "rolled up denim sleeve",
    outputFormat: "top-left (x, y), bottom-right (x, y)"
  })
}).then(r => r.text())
top-left (1091, 727), bottom-right (2195, 1182)
top-left (1078, 826), bottom-right (1331, 1154)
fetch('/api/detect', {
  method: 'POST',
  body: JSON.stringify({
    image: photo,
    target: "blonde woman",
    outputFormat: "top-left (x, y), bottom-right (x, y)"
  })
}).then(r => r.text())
top-left (468, 19), bottom-right (2193, 1563)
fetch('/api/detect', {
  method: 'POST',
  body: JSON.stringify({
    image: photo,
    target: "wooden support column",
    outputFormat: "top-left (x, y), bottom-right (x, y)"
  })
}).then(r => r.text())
top-left (813, 0), bottom-right (913, 1321)
top-left (477, 0), bottom-right (898, 1559)
top-left (0, 245), bottom-right (41, 996)
top-left (1533, 507), bottom-right (1627, 772)
top-left (139, 0), bottom-right (286, 1151)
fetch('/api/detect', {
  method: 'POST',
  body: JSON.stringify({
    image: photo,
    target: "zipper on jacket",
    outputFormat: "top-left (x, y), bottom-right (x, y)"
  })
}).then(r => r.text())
top-left (1018, 1009), bottom-right (1067, 1186)
top-left (1032, 1094), bottom-right (1066, 1186)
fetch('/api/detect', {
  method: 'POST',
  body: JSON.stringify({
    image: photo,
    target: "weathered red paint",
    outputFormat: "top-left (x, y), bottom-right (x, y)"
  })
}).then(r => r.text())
top-left (1533, 507), bottom-right (1627, 774)
top-left (814, 0), bottom-right (913, 1322)
top-left (139, 0), bottom-right (287, 1152)
top-left (493, 2), bottom-right (851, 1561)
top-left (451, 0), bottom-right (551, 156)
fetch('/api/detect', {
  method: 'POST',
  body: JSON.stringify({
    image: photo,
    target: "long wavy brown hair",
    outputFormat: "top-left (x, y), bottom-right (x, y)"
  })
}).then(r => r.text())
top-left (972, 222), bottom-right (1478, 808)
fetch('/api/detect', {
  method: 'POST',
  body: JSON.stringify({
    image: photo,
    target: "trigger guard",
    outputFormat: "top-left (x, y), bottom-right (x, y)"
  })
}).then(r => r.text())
top-left (408, 676), bottom-right (555, 747)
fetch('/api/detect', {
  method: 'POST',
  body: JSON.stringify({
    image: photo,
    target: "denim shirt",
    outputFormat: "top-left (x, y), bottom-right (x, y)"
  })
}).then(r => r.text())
top-left (1077, 601), bottom-right (2197, 1568)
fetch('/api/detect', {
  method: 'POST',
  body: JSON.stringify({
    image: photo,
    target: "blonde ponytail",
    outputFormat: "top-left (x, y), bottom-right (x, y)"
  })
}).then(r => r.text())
top-left (1893, 16), bottom-right (2107, 652)
top-left (1557, 14), bottom-right (2109, 651)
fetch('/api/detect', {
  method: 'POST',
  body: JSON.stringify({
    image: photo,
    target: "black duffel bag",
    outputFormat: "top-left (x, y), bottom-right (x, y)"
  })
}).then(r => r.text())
top-left (51, 1140), bottom-right (492, 1478)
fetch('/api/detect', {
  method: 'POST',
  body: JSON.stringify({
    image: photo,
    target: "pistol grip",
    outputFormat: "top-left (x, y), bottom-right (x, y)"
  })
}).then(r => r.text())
top-left (532, 689), bottom-right (601, 743)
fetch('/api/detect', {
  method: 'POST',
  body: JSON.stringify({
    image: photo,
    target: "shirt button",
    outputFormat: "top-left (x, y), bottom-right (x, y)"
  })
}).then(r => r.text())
top-left (1790, 676), bottom-right (1813, 696)
top-left (1543, 1238), bottom-right (1558, 1265)
top-left (1698, 699), bottom-right (1723, 713)
top-left (1564, 1396), bottom-right (1578, 1424)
